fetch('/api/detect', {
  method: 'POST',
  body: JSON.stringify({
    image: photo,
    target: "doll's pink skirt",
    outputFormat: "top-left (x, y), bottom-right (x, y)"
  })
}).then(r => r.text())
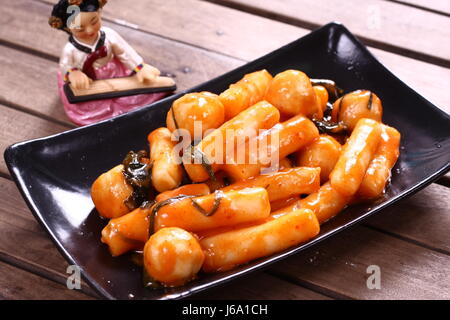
top-left (57, 58), bottom-right (168, 126)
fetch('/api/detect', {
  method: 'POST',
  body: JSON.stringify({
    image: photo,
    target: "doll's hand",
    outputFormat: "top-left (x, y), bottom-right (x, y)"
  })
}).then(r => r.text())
top-left (69, 70), bottom-right (92, 90)
top-left (136, 64), bottom-right (161, 83)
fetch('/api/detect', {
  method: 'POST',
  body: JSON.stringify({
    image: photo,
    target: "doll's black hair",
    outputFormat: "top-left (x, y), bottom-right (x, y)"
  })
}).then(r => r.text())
top-left (49, 0), bottom-right (107, 34)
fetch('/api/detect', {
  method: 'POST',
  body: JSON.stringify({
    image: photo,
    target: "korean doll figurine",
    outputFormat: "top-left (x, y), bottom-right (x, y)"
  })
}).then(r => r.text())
top-left (49, 0), bottom-right (175, 126)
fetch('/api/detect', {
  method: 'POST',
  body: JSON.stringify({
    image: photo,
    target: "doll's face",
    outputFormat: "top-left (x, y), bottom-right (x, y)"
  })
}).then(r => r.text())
top-left (69, 11), bottom-right (102, 44)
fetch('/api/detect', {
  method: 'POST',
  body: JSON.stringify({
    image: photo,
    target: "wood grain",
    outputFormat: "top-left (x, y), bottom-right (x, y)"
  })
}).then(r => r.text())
top-left (192, 272), bottom-right (331, 300)
top-left (205, 0), bottom-right (450, 66)
top-left (7, 0), bottom-right (244, 83)
top-left (38, 0), bottom-right (450, 113)
top-left (43, 0), bottom-right (300, 61)
top-left (391, 0), bottom-right (450, 15)
top-left (0, 0), bottom-right (447, 126)
top-left (365, 183), bottom-right (450, 254)
top-left (0, 261), bottom-right (93, 300)
top-left (0, 177), bottom-right (99, 297)
top-left (0, 46), bottom-right (67, 124)
top-left (270, 226), bottom-right (450, 299)
top-left (0, 104), bottom-right (68, 175)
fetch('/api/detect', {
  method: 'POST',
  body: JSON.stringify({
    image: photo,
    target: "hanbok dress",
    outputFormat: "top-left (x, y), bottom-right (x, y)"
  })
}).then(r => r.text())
top-left (58, 26), bottom-right (168, 126)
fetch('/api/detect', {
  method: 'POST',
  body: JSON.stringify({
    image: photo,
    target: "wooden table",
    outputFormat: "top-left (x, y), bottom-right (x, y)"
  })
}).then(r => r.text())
top-left (0, 0), bottom-right (449, 300)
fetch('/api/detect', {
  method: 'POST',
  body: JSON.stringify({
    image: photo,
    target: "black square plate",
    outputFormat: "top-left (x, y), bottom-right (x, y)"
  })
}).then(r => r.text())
top-left (4, 23), bottom-right (450, 300)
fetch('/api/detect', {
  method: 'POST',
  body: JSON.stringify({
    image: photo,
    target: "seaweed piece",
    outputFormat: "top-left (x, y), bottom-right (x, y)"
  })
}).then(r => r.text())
top-left (367, 91), bottom-right (373, 110)
top-left (122, 150), bottom-right (152, 210)
top-left (171, 106), bottom-right (180, 130)
top-left (313, 119), bottom-right (348, 134)
top-left (147, 194), bottom-right (197, 238)
top-left (191, 190), bottom-right (224, 217)
top-left (185, 145), bottom-right (217, 182)
top-left (311, 78), bottom-right (344, 103)
top-left (323, 102), bottom-right (334, 121)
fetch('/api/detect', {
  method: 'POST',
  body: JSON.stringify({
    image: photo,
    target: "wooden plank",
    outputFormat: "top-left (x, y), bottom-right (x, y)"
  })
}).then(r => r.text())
top-left (0, 177), bottom-right (99, 297)
top-left (0, 261), bottom-right (93, 300)
top-left (205, 0), bottom-right (450, 65)
top-left (0, 104), bottom-right (68, 175)
top-left (0, 46), bottom-right (69, 125)
top-left (366, 183), bottom-right (450, 254)
top-left (38, 0), bottom-right (450, 113)
top-left (270, 226), bottom-right (450, 300)
top-left (0, 176), bottom-right (76, 275)
top-left (392, 0), bottom-right (450, 15)
top-left (1, 0), bottom-right (448, 122)
top-left (2, 0), bottom-right (244, 88)
top-left (192, 272), bottom-right (331, 300)
top-left (368, 48), bottom-right (450, 113)
top-left (42, 0), bottom-right (300, 61)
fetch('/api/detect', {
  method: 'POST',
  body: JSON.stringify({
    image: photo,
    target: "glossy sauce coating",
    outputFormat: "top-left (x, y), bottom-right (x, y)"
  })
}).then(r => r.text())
top-left (166, 91), bottom-right (225, 139)
top-left (91, 68), bottom-right (403, 288)
top-left (101, 212), bottom-right (145, 257)
top-left (278, 157), bottom-right (293, 170)
top-left (101, 182), bottom-right (215, 256)
top-left (265, 69), bottom-right (320, 117)
top-left (144, 227), bottom-right (204, 287)
top-left (91, 164), bottom-right (133, 219)
top-left (155, 187), bottom-right (271, 232)
top-left (200, 208), bottom-right (320, 273)
top-left (155, 183), bottom-right (210, 202)
top-left (219, 70), bottom-right (273, 120)
top-left (295, 135), bottom-right (342, 183)
top-left (221, 167), bottom-right (320, 202)
top-left (313, 85), bottom-right (329, 117)
top-left (329, 118), bottom-right (382, 197)
top-left (203, 171), bottom-right (232, 192)
top-left (298, 182), bottom-right (352, 224)
top-left (148, 127), bottom-right (183, 193)
top-left (183, 101), bottom-right (280, 182)
top-left (223, 114), bottom-right (319, 180)
top-left (331, 90), bottom-right (383, 131)
top-left (270, 196), bottom-right (300, 212)
top-left (358, 124), bottom-right (401, 199)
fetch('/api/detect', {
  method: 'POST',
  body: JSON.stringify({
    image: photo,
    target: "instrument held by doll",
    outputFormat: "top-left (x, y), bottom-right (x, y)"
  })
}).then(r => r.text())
top-left (49, 0), bottom-right (176, 125)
